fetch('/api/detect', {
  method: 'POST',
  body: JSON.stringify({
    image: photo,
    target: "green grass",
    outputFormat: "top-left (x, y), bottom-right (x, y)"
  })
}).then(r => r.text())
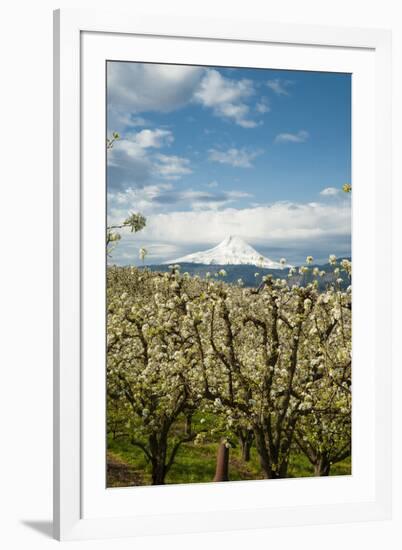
top-left (287, 450), bottom-right (351, 478)
top-left (107, 433), bottom-right (351, 487)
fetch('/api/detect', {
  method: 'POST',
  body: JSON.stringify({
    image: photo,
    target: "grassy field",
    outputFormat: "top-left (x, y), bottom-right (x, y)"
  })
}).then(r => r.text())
top-left (107, 435), bottom-right (351, 487)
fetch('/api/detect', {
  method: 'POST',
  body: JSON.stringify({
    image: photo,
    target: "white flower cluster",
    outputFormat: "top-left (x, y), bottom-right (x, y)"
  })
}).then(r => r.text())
top-left (106, 258), bottom-right (352, 483)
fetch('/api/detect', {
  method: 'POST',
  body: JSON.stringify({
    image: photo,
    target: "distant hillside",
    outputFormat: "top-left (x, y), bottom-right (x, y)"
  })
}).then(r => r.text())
top-left (140, 260), bottom-right (351, 290)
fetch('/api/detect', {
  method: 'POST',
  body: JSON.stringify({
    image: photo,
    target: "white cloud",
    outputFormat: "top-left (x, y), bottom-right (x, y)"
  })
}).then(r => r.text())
top-left (275, 130), bottom-right (309, 144)
top-left (107, 129), bottom-right (190, 189)
top-left (194, 69), bottom-right (259, 128)
top-left (107, 112), bottom-right (149, 133)
top-left (110, 241), bottom-right (182, 263)
top-left (128, 116), bottom-right (148, 127)
top-left (145, 243), bottom-right (181, 258)
top-left (206, 181), bottom-right (218, 188)
top-left (153, 154), bottom-right (192, 180)
top-left (140, 201), bottom-right (349, 246)
top-left (106, 110), bottom-right (125, 135)
top-left (107, 62), bottom-right (204, 113)
top-left (208, 147), bottom-right (262, 168)
top-left (266, 78), bottom-right (293, 96)
top-left (255, 98), bottom-right (271, 114)
top-left (107, 140), bottom-right (152, 189)
top-left (187, 190), bottom-right (251, 211)
top-left (108, 139), bottom-right (144, 163)
top-left (108, 184), bottom-right (252, 220)
top-left (110, 200), bottom-right (350, 264)
top-left (108, 128), bottom-right (173, 165)
top-left (109, 199), bottom-right (351, 265)
top-left (131, 128), bottom-right (174, 149)
top-left (108, 63), bottom-right (266, 129)
top-left (320, 187), bottom-right (340, 196)
top-left (108, 183), bottom-right (172, 211)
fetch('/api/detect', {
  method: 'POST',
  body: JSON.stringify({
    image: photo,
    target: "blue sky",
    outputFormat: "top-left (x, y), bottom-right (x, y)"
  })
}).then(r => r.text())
top-left (107, 62), bottom-right (351, 266)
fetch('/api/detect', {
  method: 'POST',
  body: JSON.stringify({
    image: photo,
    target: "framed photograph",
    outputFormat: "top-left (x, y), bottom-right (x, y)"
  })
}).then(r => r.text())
top-left (53, 8), bottom-right (392, 541)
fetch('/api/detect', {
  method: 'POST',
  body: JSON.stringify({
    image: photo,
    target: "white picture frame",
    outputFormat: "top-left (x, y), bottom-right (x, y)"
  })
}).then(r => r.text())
top-left (53, 8), bottom-right (392, 541)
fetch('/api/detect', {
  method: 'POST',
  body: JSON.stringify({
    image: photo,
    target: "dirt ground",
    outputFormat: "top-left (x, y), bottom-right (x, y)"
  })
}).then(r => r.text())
top-left (106, 452), bottom-right (144, 487)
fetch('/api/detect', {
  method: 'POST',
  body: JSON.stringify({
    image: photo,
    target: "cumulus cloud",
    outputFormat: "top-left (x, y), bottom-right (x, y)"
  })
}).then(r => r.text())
top-left (109, 199), bottom-right (350, 266)
top-left (108, 183), bottom-right (173, 215)
top-left (208, 147), bottom-right (263, 168)
top-left (107, 62), bottom-right (204, 113)
top-left (266, 78), bottom-right (293, 96)
top-left (153, 154), bottom-right (192, 180)
top-left (107, 112), bottom-right (149, 133)
top-left (108, 63), bottom-right (267, 129)
top-left (145, 243), bottom-right (181, 258)
top-left (107, 129), bottom-right (192, 190)
top-left (320, 187), bottom-right (340, 196)
top-left (140, 201), bottom-right (350, 246)
top-left (274, 130), bottom-right (309, 144)
top-left (185, 190), bottom-right (251, 210)
top-left (194, 69), bottom-right (259, 128)
top-left (108, 129), bottom-right (173, 169)
top-left (130, 128), bottom-right (174, 149)
top-left (108, 184), bottom-right (252, 220)
top-left (107, 63), bottom-right (205, 135)
top-left (255, 98), bottom-right (271, 114)
top-left (107, 143), bottom-right (152, 190)
top-left (110, 241), bottom-right (182, 264)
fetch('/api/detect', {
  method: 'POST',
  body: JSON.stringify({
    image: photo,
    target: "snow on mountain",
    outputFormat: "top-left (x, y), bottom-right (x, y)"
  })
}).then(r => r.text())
top-left (165, 235), bottom-right (291, 269)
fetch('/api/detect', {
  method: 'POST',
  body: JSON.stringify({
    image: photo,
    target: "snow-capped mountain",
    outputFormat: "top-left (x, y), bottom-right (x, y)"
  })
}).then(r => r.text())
top-left (165, 235), bottom-right (291, 269)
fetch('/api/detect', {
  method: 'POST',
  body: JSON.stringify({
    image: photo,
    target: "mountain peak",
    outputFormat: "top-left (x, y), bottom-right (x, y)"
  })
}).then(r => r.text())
top-left (165, 236), bottom-right (291, 269)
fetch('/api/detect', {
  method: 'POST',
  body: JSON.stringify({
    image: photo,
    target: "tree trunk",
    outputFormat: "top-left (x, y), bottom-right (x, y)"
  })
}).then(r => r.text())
top-left (242, 441), bottom-right (251, 462)
top-left (151, 461), bottom-right (166, 485)
top-left (238, 429), bottom-right (253, 462)
top-left (253, 427), bottom-right (291, 479)
top-left (278, 459), bottom-right (289, 478)
top-left (213, 441), bottom-right (229, 481)
top-left (254, 427), bottom-right (273, 478)
top-left (314, 456), bottom-right (331, 477)
top-left (184, 413), bottom-right (192, 436)
top-left (149, 432), bottom-right (168, 485)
